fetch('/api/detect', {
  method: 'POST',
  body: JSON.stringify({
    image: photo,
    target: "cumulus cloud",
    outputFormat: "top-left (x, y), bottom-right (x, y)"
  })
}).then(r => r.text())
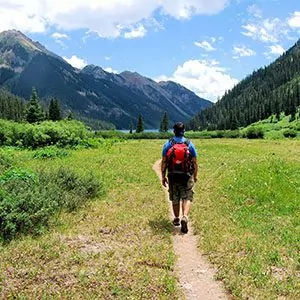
top-left (124, 24), bottom-right (147, 39)
top-left (0, 2), bottom-right (46, 33)
top-left (157, 59), bottom-right (238, 101)
top-left (264, 44), bottom-right (285, 59)
top-left (104, 67), bottom-right (118, 74)
top-left (288, 11), bottom-right (300, 28)
top-left (161, 0), bottom-right (229, 19)
top-left (63, 55), bottom-right (87, 69)
top-left (0, 0), bottom-right (229, 38)
top-left (241, 18), bottom-right (286, 43)
top-left (52, 32), bottom-right (69, 39)
top-left (232, 45), bottom-right (256, 58)
top-left (194, 40), bottom-right (216, 51)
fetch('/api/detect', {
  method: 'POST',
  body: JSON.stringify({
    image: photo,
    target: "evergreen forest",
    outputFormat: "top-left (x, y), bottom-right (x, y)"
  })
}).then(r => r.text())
top-left (189, 40), bottom-right (300, 130)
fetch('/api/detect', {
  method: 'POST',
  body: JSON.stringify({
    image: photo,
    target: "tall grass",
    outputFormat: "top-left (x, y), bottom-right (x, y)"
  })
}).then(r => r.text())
top-left (192, 139), bottom-right (300, 299)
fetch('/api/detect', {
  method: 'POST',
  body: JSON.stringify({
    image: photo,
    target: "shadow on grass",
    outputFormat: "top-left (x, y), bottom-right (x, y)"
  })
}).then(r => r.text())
top-left (148, 217), bottom-right (174, 235)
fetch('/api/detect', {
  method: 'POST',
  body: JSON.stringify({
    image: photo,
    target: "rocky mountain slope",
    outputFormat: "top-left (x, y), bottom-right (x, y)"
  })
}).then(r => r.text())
top-left (0, 30), bottom-right (212, 129)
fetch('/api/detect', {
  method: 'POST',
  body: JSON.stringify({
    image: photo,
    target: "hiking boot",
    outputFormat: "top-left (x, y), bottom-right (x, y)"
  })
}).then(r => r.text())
top-left (172, 217), bottom-right (180, 226)
top-left (181, 216), bottom-right (188, 233)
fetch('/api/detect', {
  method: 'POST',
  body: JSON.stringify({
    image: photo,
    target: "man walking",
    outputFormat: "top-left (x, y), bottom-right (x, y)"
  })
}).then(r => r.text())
top-left (161, 122), bottom-right (198, 234)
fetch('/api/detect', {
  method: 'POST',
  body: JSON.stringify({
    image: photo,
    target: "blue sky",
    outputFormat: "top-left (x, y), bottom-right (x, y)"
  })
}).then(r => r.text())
top-left (0, 0), bottom-right (299, 101)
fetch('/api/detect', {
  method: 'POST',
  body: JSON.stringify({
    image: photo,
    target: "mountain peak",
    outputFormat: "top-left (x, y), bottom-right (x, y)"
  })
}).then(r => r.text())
top-left (119, 70), bottom-right (156, 87)
top-left (0, 29), bottom-right (63, 72)
top-left (0, 29), bottom-right (45, 53)
top-left (0, 30), bottom-right (212, 129)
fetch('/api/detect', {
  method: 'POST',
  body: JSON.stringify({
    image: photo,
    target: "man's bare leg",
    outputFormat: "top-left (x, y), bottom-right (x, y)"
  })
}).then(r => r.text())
top-left (172, 202), bottom-right (180, 226)
top-left (182, 200), bottom-right (191, 218)
top-left (181, 200), bottom-right (191, 233)
top-left (172, 202), bottom-right (180, 217)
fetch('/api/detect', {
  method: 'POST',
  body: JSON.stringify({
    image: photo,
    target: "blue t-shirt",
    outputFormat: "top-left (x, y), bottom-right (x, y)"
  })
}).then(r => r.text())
top-left (162, 136), bottom-right (197, 157)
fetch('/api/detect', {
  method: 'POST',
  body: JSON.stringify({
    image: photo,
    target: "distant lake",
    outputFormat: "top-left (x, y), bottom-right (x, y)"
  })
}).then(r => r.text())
top-left (119, 129), bottom-right (171, 133)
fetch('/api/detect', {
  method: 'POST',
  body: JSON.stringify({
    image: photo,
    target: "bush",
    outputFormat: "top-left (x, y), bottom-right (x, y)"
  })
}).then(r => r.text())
top-left (0, 166), bottom-right (101, 241)
top-left (224, 130), bottom-right (241, 138)
top-left (0, 119), bottom-right (91, 148)
top-left (245, 127), bottom-right (264, 139)
top-left (290, 120), bottom-right (300, 131)
top-left (0, 152), bottom-right (12, 172)
top-left (283, 129), bottom-right (297, 138)
top-left (32, 146), bottom-right (69, 159)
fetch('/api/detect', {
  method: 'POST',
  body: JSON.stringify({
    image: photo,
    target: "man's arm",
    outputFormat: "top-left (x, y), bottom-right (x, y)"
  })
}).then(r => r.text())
top-left (161, 156), bottom-right (168, 187)
top-left (192, 157), bottom-right (198, 183)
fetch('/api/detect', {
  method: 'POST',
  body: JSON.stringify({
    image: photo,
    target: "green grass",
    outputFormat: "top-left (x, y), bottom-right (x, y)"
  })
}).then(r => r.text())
top-left (0, 139), bottom-right (299, 299)
top-left (244, 114), bottom-right (300, 139)
top-left (0, 141), bottom-right (180, 299)
top-left (192, 139), bottom-right (300, 299)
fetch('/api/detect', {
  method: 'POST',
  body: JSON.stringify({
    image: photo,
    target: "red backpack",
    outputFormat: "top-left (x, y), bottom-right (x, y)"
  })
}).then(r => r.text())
top-left (166, 138), bottom-right (192, 182)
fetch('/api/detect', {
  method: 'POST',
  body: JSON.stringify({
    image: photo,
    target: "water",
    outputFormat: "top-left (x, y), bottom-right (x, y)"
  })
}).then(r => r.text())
top-left (119, 129), bottom-right (171, 133)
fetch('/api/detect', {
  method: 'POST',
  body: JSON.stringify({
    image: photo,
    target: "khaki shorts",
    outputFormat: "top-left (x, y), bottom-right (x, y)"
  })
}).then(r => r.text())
top-left (168, 176), bottom-right (194, 203)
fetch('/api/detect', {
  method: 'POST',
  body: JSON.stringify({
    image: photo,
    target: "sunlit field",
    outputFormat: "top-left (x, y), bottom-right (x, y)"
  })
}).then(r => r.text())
top-left (0, 138), bottom-right (299, 299)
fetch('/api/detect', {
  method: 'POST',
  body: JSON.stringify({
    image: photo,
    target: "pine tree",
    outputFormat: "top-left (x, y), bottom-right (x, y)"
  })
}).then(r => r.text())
top-left (48, 97), bottom-right (62, 121)
top-left (159, 111), bottom-right (169, 132)
top-left (136, 114), bottom-right (144, 133)
top-left (25, 87), bottom-right (44, 123)
top-left (129, 119), bottom-right (134, 134)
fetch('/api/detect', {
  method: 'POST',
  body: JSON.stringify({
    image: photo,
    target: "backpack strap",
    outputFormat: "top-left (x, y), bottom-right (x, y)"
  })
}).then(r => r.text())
top-left (184, 138), bottom-right (190, 146)
top-left (169, 137), bottom-right (189, 146)
top-left (169, 137), bottom-right (176, 146)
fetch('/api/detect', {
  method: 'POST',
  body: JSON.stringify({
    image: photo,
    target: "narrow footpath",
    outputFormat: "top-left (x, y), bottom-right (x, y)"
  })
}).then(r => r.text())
top-left (153, 160), bottom-right (230, 300)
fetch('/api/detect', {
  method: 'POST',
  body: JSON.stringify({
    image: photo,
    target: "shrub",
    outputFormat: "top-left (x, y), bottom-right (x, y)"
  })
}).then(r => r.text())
top-left (225, 130), bottom-right (241, 138)
top-left (0, 152), bottom-right (12, 172)
top-left (32, 146), bottom-right (69, 159)
top-left (290, 121), bottom-right (300, 131)
top-left (0, 119), bottom-right (91, 148)
top-left (0, 166), bottom-right (101, 241)
top-left (245, 127), bottom-right (264, 139)
top-left (283, 129), bottom-right (297, 138)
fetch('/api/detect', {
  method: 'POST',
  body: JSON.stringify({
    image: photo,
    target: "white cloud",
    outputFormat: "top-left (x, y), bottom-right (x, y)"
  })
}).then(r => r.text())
top-left (157, 59), bottom-right (238, 101)
top-left (52, 32), bottom-right (69, 39)
top-left (288, 11), bottom-right (300, 28)
top-left (104, 56), bottom-right (111, 61)
top-left (161, 0), bottom-right (229, 19)
top-left (104, 67), bottom-right (118, 74)
top-left (241, 18), bottom-right (286, 43)
top-left (124, 24), bottom-right (147, 39)
top-left (247, 4), bottom-right (262, 19)
top-left (63, 55), bottom-right (87, 69)
top-left (264, 44), bottom-right (285, 59)
top-left (269, 44), bottom-right (285, 55)
top-left (0, 0), bottom-right (230, 38)
top-left (232, 45), bottom-right (256, 58)
top-left (194, 40), bottom-right (216, 51)
top-left (0, 3), bottom-right (46, 33)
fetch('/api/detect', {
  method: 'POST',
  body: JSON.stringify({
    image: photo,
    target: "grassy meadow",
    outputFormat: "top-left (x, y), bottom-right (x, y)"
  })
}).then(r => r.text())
top-left (0, 138), bottom-right (299, 299)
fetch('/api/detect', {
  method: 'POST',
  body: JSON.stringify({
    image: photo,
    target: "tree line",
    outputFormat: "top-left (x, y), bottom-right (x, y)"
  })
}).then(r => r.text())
top-left (0, 86), bottom-right (172, 131)
top-left (189, 40), bottom-right (300, 130)
top-left (0, 87), bottom-right (72, 123)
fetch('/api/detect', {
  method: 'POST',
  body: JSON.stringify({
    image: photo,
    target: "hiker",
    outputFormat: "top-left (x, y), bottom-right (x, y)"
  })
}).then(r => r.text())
top-left (161, 122), bottom-right (198, 234)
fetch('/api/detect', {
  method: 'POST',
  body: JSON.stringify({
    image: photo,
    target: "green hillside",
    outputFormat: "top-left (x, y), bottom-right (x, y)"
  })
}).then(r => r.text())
top-left (189, 40), bottom-right (300, 131)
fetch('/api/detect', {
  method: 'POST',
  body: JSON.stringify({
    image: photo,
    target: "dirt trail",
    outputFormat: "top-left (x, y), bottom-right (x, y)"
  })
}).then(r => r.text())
top-left (153, 160), bottom-right (229, 300)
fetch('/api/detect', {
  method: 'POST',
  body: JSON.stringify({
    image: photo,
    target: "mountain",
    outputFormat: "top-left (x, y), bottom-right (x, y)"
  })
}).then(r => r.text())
top-left (189, 40), bottom-right (300, 131)
top-left (0, 30), bottom-right (212, 129)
